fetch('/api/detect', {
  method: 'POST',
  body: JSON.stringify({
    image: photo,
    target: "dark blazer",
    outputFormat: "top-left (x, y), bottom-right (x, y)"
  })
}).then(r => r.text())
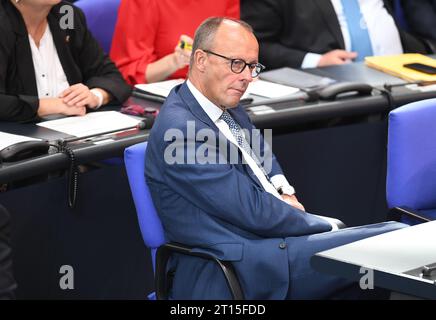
top-left (0, 0), bottom-right (131, 122)
top-left (145, 82), bottom-right (406, 299)
top-left (402, 0), bottom-right (436, 41)
top-left (241, 0), bottom-right (430, 70)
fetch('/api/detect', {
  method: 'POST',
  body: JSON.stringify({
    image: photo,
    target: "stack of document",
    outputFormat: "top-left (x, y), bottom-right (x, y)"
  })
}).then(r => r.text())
top-left (365, 54), bottom-right (436, 82)
top-left (244, 79), bottom-right (300, 99)
top-left (0, 132), bottom-right (40, 150)
top-left (135, 78), bottom-right (299, 100)
top-left (37, 111), bottom-right (141, 138)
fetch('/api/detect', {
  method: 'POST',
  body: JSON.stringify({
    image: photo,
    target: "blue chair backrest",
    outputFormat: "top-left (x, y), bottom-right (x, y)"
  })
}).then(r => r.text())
top-left (74, 0), bottom-right (121, 53)
top-left (387, 98), bottom-right (436, 210)
top-left (124, 142), bottom-right (166, 272)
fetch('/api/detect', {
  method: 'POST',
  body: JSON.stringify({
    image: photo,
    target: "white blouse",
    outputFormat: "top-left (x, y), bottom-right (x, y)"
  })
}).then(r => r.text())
top-left (28, 24), bottom-right (70, 99)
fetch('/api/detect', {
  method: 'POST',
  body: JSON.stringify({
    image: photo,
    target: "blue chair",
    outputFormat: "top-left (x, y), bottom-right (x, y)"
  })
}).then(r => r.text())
top-left (75, 0), bottom-right (121, 53)
top-left (387, 98), bottom-right (436, 224)
top-left (124, 142), bottom-right (244, 299)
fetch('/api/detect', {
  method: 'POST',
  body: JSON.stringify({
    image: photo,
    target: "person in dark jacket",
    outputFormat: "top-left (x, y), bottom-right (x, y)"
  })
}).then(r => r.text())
top-left (242, 0), bottom-right (431, 69)
top-left (0, 0), bottom-right (131, 122)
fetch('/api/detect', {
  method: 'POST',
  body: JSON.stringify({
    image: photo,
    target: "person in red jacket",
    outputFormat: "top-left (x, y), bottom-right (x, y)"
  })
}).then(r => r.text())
top-left (110, 0), bottom-right (239, 85)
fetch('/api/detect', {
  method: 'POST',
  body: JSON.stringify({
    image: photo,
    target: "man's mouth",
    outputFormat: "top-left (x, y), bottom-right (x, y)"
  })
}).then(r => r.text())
top-left (229, 88), bottom-right (246, 95)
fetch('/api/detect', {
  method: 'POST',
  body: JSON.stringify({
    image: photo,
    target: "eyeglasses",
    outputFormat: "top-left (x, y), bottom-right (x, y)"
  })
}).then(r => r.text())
top-left (203, 50), bottom-right (265, 78)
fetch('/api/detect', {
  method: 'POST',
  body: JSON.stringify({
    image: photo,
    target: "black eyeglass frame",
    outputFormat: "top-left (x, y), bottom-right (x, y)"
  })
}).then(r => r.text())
top-left (202, 49), bottom-right (265, 78)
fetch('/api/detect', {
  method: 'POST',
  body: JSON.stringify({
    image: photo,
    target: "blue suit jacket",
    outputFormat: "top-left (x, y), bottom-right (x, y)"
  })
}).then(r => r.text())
top-left (145, 82), bottom-right (332, 299)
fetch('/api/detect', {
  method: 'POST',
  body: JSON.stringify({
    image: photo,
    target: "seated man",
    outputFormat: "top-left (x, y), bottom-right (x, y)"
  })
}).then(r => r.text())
top-left (0, 205), bottom-right (16, 299)
top-left (241, 0), bottom-right (431, 69)
top-left (145, 17), bottom-right (406, 299)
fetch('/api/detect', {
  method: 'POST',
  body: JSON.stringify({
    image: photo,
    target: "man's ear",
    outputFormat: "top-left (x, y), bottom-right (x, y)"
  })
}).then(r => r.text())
top-left (194, 49), bottom-right (207, 73)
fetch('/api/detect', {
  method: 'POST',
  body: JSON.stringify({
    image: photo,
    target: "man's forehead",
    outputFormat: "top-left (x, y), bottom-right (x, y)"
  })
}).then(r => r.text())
top-left (212, 24), bottom-right (258, 54)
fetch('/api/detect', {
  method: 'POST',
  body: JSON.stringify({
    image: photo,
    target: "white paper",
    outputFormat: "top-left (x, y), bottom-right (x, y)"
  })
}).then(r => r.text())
top-left (135, 79), bottom-right (185, 97)
top-left (36, 111), bottom-right (141, 138)
top-left (244, 79), bottom-right (300, 99)
top-left (0, 132), bottom-right (40, 150)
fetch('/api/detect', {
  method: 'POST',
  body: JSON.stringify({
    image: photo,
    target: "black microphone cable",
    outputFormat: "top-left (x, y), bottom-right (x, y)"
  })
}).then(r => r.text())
top-left (53, 116), bottom-right (154, 208)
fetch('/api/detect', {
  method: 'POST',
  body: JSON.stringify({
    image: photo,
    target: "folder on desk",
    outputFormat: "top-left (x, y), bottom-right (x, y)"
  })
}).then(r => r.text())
top-left (365, 54), bottom-right (436, 82)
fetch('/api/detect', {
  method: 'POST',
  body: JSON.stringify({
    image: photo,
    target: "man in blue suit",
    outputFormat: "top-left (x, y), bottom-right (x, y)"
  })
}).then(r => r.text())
top-left (145, 17), bottom-right (406, 299)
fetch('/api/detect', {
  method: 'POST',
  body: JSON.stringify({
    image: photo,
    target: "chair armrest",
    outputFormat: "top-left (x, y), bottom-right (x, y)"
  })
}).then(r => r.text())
top-left (155, 242), bottom-right (244, 300)
top-left (390, 207), bottom-right (432, 223)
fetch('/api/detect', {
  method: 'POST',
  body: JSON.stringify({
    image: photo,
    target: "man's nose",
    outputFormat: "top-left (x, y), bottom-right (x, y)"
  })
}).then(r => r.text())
top-left (240, 66), bottom-right (253, 82)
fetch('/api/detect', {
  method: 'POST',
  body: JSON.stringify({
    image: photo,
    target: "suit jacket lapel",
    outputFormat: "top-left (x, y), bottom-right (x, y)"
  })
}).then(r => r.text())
top-left (178, 82), bottom-right (220, 132)
top-left (178, 83), bottom-right (264, 189)
top-left (314, 0), bottom-right (345, 49)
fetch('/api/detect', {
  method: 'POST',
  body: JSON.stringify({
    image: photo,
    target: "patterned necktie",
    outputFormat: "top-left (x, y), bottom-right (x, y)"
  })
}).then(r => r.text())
top-left (219, 110), bottom-right (269, 178)
top-left (340, 0), bottom-right (373, 61)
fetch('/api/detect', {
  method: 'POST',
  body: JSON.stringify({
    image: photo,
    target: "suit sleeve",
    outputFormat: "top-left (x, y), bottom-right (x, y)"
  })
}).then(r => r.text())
top-left (110, 0), bottom-right (159, 85)
top-left (241, 0), bottom-right (308, 69)
top-left (0, 28), bottom-right (39, 122)
top-left (158, 136), bottom-right (331, 239)
top-left (73, 6), bottom-right (131, 104)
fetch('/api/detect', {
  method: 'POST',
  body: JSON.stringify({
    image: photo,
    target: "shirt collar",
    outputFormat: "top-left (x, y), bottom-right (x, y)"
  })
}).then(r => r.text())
top-left (186, 79), bottom-right (223, 123)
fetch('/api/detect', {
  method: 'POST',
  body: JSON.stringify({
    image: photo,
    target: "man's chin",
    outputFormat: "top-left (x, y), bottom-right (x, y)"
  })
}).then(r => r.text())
top-left (222, 102), bottom-right (240, 109)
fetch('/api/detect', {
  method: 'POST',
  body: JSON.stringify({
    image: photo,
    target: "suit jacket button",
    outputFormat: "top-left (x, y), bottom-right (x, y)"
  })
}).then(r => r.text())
top-left (279, 242), bottom-right (287, 249)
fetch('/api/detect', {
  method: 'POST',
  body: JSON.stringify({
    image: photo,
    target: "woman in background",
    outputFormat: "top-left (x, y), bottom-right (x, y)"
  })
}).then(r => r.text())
top-left (0, 0), bottom-right (131, 122)
top-left (110, 0), bottom-right (239, 85)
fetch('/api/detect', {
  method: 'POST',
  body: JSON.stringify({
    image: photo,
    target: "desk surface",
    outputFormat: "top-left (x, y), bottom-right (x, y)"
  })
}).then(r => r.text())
top-left (248, 61), bottom-right (436, 128)
top-left (312, 221), bottom-right (436, 299)
top-left (0, 101), bottom-right (152, 184)
top-left (2, 62), bottom-right (436, 183)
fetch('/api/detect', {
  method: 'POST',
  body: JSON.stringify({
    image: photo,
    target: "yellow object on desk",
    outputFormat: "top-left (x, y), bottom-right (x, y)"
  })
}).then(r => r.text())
top-left (365, 54), bottom-right (436, 82)
top-left (178, 40), bottom-right (192, 51)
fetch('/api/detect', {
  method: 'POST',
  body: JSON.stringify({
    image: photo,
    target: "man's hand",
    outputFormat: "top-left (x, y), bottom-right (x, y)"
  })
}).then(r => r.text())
top-left (281, 194), bottom-right (305, 211)
top-left (318, 50), bottom-right (357, 67)
top-left (60, 84), bottom-right (100, 109)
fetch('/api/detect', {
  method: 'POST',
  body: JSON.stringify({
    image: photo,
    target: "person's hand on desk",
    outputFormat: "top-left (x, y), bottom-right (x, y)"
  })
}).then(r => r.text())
top-left (318, 50), bottom-right (357, 67)
top-left (281, 194), bottom-right (305, 212)
top-left (59, 84), bottom-right (110, 109)
top-left (38, 98), bottom-right (86, 117)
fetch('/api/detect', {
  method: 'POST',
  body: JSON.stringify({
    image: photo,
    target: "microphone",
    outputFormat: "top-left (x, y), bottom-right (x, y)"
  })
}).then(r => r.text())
top-left (57, 115), bottom-right (154, 146)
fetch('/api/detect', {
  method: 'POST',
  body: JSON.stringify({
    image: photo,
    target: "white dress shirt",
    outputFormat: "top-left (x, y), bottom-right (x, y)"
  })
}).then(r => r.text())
top-left (28, 24), bottom-right (70, 99)
top-left (186, 80), bottom-right (295, 200)
top-left (302, 0), bottom-right (403, 68)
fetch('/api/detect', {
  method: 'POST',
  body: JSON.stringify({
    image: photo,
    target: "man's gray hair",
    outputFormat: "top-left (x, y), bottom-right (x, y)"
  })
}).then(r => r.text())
top-left (189, 17), bottom-right (254, 68)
